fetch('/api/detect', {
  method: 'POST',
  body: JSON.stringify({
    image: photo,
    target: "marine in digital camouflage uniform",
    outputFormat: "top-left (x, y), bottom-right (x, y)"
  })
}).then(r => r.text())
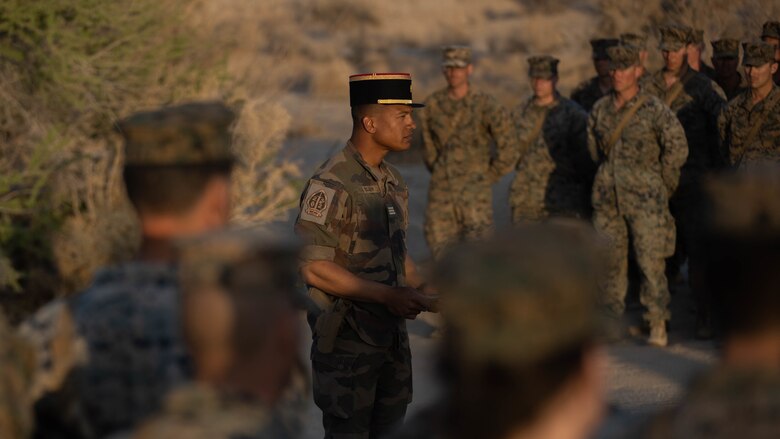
top-left (571, 38), bottom-right (619, 112)
top-left (589, 45), bottom-right (688, 346)
top-left (718, 41), bottom-right (780, 167)
top-left (419, 45), bottom-right (516, 258)
top-left (687, 28), bottom-right (718, 81)
top-left (490, 56), bottom-right (593, 222)
top-left (0, 309), bottom-right (36, 439)
top-left (391, 224), bottom-right (607, 439)
top-left (644, 24), bottom-right (727, 337)
top-left (133, 228), bottom-right (306, 439)
top-left (711, 38), bottom-right (747, 101)
top-left (17, 102), bottom-right (236, 438)
top-left (295, 73), bottom-right (435, 439)
top-left (760, 21), bottom-right (780, 85)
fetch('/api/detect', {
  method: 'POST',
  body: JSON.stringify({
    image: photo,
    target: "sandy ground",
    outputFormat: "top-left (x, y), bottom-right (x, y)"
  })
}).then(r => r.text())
top-left (280, 96), bottom-right (718, 439)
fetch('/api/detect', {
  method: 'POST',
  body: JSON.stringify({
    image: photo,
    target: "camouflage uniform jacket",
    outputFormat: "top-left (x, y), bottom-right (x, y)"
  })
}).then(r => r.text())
top-left (133, 384), bottom-right (294, 439)
top-left (644, 66), bottom-right (727, 172)
top-left (718, 84), bottom-right (780, 166)
top-left (571, 76), bottom-right (610, 113)
top-left (589, 92), bottom-right (688, 216)
top-left (420, 88), bottom-right (516, 188)
top-left (295, 141), bottom-right (409, 347)
top-left (19, 262), bottom-right (191, 437)
top-left (492, 94), bottom-right (593, 220)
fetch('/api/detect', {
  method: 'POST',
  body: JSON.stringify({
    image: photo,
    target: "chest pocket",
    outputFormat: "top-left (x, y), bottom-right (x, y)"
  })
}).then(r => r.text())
top-left (351, 193), bottom-right (390, 255)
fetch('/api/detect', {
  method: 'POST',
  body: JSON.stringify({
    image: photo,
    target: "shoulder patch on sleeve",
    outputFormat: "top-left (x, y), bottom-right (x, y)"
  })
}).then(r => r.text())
top-left (300, 181), bottom-right (338, 225)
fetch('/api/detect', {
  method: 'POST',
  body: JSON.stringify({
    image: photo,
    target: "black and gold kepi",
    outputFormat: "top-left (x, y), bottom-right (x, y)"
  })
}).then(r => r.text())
top-left (349, 73), bottom-right (425, 108)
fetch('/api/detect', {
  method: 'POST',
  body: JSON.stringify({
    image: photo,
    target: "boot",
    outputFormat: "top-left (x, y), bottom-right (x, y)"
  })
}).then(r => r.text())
top-left (648, 320), bottom-right (668, 347)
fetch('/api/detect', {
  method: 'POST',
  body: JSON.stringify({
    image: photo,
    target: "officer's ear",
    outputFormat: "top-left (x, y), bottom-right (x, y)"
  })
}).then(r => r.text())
top-left (361, 114), bottom-right (377, 134)
top-left (466, 64), bottom-right (474, 76)
top-left (771, 62), bottom-right (779, 75)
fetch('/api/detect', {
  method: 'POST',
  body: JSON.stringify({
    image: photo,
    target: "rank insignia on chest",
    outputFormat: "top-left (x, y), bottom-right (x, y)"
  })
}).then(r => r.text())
top-left (300, 182), bottom-right (337, 225)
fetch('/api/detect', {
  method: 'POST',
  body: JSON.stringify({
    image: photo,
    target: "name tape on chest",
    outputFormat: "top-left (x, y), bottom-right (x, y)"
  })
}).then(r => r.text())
top-left (300, 182), bottom-right (337, 225)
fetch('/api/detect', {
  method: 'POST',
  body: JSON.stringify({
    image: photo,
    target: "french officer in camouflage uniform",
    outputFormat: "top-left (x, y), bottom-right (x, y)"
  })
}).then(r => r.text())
top-left (711, 38), bottom-right (747, 101)
top-left (490, 56), bottom-right (593, 222)
top-left (295, 73), bottom-right (436, 439)
top-left (760, 20), bottom-right (780, 85)
top-left (687, 28), bottom-right (718, 80)
top-left (18, 102), bottom-right (236, 437)
top-left (133, 228), bottom-right (306, 439)
top-left (589, 45), bottom-right (688, 347)
top-left (718, 41), bottom-right (780, 166)
top-left (419, 46), bottom-right (516, 258)
top-left (571, 38), bottom-right (619, 112)
top-left (391, 224), bottom-right (608, 439)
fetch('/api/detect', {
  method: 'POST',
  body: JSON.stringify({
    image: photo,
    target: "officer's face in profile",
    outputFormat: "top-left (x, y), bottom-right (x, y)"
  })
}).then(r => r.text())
top-left (442, 65), bottom-right (472, 88)
top-left (745, 62), bottom-right (778, 89)
top-left (712, 56), bottom-right (739, 77)
top-left (610, 65), bottom-right (640, 93)
top-left (371, 104), bottom-right (417, 152)
top-left (662, 46), bottom-right (688, 72)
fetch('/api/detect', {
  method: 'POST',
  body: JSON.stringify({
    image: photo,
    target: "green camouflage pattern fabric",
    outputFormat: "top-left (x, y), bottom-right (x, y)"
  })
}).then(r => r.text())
top-left (441, 45), bottom-right (472, 67)
top-left (119, 101), bottom-right (235, 167)
top-left (435, 224), bottom-right (602, 366)
top-left (718, 84), bottom-right (780, 166)
top-left (589, 92), bottom-right (688, 322)
top-left (761, 20), bottom-right (780, 40)
top-left (742, 40), bottom-right (776, 66)
top-left (644, 64), bottom-right (727, 172)
top-left (590, 38), bottom-right (619, 59)
top-left (620, 33), bottom-right (648, 50)
top-left (527, 55), bottom-right (559, 79)
top-left (608, 45), bottom-right (640, 69)
top-left (641, 368), bottom-right (780, 439)
top-left (420, 88), bottom-right (516, 257)
top-left (571, 76), bottom-right (611, 113)
top-left (712, 39), bottom-right (740, 59)
top-left (133, 384), bottom-right (295, 439)
top-left (658, 24), bottom-right (692, 51)
top-left (0, 310), bottom-right (36, 439)
top-left (19, 262), bottom-right (191, 437)
top-left (295, 141), bottom-right (413, 438)
top-left (491, 94), bottom-right (592, 222)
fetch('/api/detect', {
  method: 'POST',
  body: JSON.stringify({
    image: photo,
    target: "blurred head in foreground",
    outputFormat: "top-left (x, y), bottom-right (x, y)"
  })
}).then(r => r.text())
top-left (177, 227), bottom-right (303, 403)
top-left (702, 166), bottom-right (780, 371)
top-left (120, 102), bottom-right (236, 244)
top-left (434, 224), bottom-right (606, 439)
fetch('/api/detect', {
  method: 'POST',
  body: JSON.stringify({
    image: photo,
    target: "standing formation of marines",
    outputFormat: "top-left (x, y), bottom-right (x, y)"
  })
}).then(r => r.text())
top-left (0, 14), bottom-right (778, 439)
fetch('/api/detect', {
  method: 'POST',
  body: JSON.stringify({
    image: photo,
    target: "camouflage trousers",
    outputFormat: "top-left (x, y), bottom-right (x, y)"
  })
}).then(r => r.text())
top-left (311, 322), bottom-right (412, 439)
top-left (424, 180), bottom-right (493, 259)
top-left (509, 179), bottom-right (591, 224)
top-left (594, 205), bottom-right (675, 323)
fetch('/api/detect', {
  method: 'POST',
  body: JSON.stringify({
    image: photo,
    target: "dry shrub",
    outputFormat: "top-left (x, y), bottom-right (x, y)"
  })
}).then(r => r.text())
top-left (230, 98), bottom-right (300, 226)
